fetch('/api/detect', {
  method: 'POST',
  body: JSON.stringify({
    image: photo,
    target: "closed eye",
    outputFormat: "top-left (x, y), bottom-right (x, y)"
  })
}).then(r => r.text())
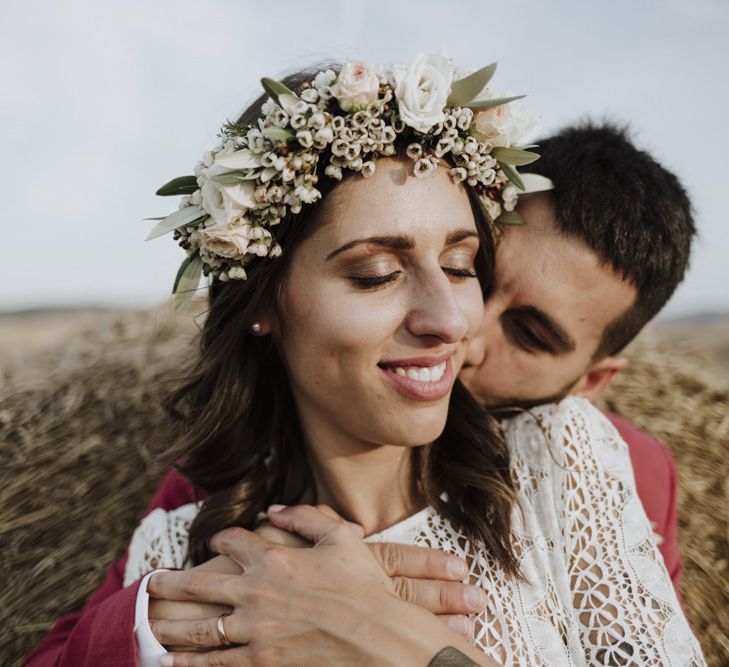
top-left (507, 318), bottom-right (552, 353)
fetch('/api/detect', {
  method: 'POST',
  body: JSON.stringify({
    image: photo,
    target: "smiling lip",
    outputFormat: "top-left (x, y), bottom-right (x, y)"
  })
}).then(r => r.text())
top-left (378, 353), bottom-right (455, 402)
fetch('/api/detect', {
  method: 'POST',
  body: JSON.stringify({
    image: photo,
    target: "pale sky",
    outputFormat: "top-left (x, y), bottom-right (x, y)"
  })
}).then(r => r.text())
top-left (2, 0), bottom-right (728, 318)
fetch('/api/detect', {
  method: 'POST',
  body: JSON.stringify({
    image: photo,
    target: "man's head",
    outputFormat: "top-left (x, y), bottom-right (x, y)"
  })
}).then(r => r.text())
top-left (460, 122), bottom-right (695, 408)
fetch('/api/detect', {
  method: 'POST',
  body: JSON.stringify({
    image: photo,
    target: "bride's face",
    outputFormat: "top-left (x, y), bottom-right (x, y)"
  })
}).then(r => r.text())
top-left (273, 157), bottom-right (484, 452)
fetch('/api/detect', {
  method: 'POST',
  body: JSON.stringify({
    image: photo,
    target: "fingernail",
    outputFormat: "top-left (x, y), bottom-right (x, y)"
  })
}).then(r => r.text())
top-left (268, 504), bottom-right (287, 513)
top-left (448, 616), bottom-right (469, 634)
top-left (466, 586), bottom-right (485, 610)
top-left (160, 656), bottom-right (174, 666)
top-left (447, 558), bottom-right (467, 578)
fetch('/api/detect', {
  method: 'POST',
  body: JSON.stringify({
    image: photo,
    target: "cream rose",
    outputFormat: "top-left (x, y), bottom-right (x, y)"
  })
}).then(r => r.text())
top-left (200, 162), bottom-right (257, 227)
top-left (199, 224), bottom-right (252, 259)
top-left (472, 92), bottom-right (538, 148)
top-left (332, 61), bottom-right (381, 112)
top-left (391, 53), bottom-right (454, 134)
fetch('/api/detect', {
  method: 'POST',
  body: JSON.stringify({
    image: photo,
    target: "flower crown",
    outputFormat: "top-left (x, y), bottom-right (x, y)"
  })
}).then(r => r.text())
top-left (148, 54), bottom-right (553, 306)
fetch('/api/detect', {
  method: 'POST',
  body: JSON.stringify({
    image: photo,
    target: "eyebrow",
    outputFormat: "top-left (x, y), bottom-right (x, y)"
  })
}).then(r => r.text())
top-left (326, 229), bottom-right (479, 261)
top-left (515, 305), bottom-right (576, 354)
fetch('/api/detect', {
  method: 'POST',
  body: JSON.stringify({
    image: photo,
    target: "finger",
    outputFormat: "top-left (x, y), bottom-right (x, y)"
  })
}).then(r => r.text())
top-left (150, 613), bottom-right (240, 651)
top-left (209, 526), bottom-right (269, 568)
top-left (312, 504), bottom-right (366, 538)
top-left (391, 577), bottom-right (487, 614)
top-left (266, 504), bottom-right (358, 544)
top-left (148, 569), bottom-right (244, 607)
top-left (163, 647), bottom-right (252, 667)
top-left (368, 542), bottom-right (468, 580)
top-left (439, 614), bottom-right (475, 639)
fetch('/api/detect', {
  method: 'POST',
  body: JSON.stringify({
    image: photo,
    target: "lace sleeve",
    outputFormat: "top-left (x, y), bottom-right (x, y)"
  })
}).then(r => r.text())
top-left (546, 397), bottom-right (705, 666)
top-left (122, 503), bottom-right (199, 587)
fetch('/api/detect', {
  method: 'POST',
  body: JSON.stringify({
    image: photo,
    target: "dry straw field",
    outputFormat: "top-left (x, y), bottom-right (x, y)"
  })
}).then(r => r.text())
top-left (1, 304), bottom-right (727, 665)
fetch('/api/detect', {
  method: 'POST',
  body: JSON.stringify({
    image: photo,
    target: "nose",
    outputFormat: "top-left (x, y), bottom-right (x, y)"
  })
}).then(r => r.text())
top-left (405, 271), bottom-right (472, 344)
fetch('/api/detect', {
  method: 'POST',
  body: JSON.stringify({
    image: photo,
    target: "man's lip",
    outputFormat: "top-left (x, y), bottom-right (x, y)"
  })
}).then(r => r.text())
top-left (378, 351), bottom-right (454, 369)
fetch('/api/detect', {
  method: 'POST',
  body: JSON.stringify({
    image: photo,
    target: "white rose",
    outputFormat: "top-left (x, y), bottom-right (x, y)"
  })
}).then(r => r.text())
top-left (332, 61), bottom-right (381, 112)
top-left (472, 91), bottom-right (539, 148)
top-left (200, 163), bottom-right (257, 227)
top-left (199, 224), bottom-right (252, 259)
top-left (391, 53), bottom-right (454, 134)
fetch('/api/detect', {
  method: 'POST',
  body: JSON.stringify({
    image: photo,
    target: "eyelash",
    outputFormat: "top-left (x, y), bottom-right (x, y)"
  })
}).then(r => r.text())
top-left (509, 320), bottom-right (551, 353)
top-left (350, 267), bottom-right (477, 290)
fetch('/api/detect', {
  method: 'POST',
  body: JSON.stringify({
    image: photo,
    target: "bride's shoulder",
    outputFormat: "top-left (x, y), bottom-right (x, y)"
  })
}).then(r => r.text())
top-left (122, 502), bottom-right (202, 587)
top-left (502, 396), bottom-right (630, 474)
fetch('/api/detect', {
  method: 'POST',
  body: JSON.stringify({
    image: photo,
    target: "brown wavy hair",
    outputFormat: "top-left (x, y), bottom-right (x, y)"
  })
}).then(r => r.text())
top-left (160, 65), bottom-right (521, 577)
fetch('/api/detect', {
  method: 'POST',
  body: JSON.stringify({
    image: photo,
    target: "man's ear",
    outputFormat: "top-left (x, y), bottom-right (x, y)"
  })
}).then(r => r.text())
top-left (569, 356), bottom-right (628, 401)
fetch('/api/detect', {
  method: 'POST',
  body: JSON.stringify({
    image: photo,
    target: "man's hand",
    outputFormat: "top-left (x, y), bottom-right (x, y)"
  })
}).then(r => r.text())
top-left (148, 505), bottom-right (493, 666)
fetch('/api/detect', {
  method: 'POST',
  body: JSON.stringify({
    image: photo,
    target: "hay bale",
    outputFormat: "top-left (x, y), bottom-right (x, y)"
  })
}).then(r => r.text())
top-left (1, 307), bottom-right (726, 665)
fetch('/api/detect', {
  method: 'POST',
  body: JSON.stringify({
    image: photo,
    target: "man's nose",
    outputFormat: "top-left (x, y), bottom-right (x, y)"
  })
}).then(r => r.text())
top-left (462, 300), bottom-right (499, 367)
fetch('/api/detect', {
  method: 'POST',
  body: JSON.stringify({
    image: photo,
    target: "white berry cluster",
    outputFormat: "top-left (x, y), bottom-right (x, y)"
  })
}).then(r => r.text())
top-left (150, 54), bottom-right (544, 303)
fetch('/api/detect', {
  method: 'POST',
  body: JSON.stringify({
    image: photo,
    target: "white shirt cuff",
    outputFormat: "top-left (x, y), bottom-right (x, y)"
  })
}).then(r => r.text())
top-left (134, 569), bottom-right (169, 666)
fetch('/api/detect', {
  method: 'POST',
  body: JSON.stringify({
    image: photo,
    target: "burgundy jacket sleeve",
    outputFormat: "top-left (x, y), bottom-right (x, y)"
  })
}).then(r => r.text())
top-left (23, 469), bottom-right (199, 666)
top-left (605, 413), bottom-right (683, 601)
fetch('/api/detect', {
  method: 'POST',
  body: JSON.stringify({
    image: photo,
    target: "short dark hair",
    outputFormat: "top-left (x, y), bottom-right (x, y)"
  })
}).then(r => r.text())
top-left (522, 122), bottom-right (696, 358)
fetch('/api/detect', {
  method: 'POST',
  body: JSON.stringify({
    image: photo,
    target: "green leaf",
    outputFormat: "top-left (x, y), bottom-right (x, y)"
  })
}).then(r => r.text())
top-left (447, 63), bottom-right (497, 107)
top-left (467, 95), bottom-right (525, 110)
top-left (491, 146), bottom-right (540, 166)
top-left (498, 161), bottom-right (525, 191)
top-left (215, 149), bottom-right (262, 170)
top-left (261, 77), bottom-right (297, 105)
top-left (156, 175), bottom-right (198, 196)
top-left (263, 127), bottom-right (294, 143)
top-left (146, 206), bottom-right (207, 240)
top-left (520, 173), bottom-right (554, 193)
top-left (496, 210), bottom-right (526, 225)
top-left (209, 172), bottom-right (249, 185)
top-left (173, 254), bottom-right (203, 309)
top-left (143, 217), bottom-right (165, 221)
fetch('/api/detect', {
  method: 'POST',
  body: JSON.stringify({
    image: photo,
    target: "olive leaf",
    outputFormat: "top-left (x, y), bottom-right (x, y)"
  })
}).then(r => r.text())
top-left (156, 175), bottom-right (198, 196)
top-left (520, 173), bottom-right (554, 193)
top-left (173, 253), bottom-right (203, 309)
top-left (146, 206), bottom-right (207, 240)
top-left (467, 95), bottom-right (525, 110)
top-left (447, 63), bottom-right (497, 107)
top-left (496, 210), bottom-right (526, 225)
top-left (497, 161), bottom-right (525, 191)
top-left (491, 146), bottom-right (540, 166)
top-left (215, 149), bottom-right (262, 170)
top-left (209, 172), bottom-right (249, 185)
top-left (261, 77), bottom-right (297, 105)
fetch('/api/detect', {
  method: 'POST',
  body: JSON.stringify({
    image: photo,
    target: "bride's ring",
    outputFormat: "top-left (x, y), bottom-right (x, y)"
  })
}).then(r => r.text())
top-left (216, 611), bottom-right (233, 646)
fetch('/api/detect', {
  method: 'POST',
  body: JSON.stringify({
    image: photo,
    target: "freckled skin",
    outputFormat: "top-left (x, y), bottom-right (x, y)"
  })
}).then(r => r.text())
top-left (460, 193), bottom-right (637, 407)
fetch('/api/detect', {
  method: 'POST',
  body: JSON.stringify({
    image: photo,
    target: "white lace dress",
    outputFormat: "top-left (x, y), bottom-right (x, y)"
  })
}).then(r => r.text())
top-left (125, 397), bottom-right (705, 666)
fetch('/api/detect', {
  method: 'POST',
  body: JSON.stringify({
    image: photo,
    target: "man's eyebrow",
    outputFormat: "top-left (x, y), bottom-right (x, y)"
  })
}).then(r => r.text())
top-left (326, 235), bottom-right (415, 260)
top-left (326, 229), bottom-right (478, 261)
top-left (518, 306), bottom-right (576, 353)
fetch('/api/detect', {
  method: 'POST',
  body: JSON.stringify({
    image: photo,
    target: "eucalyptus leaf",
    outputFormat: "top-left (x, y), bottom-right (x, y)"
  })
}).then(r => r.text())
top-left (146, 206), bottom-right (207, 240)
top-left (498, 161), bottom-right (525, 191)
top-left (263, 127), bottom-right (294, 143)
top-left (520, 173), bottom-right (554, 193)
top-left (467, 95), bottom-right (525, 110)
top-left (447, 63), bottom-right (497, 107)
top-left (173, 254), bottom-right (203, 309)
top-left (491, 146), bottom-right (540, 166)
top-left (209, 172), bottom-right (248, 185)
top-left (215, 149), bottom-right (262, 170)
top-left (156, 175), bottom-right (198, 196)
top-left (496, 210), bottom-right (526, 225)
top-left (172, 255), bottom-right (191, 294)
top-left (261, 77), bottom-right (297, 105)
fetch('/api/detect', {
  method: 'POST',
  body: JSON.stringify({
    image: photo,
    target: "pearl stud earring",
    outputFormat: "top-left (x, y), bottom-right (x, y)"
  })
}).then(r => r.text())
top-left (250, 322), bottom-right (262, 334)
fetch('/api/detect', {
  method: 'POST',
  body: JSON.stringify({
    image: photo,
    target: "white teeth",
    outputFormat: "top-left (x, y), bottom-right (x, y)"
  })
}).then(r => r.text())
top-left (391, 361), bottom-right (447, 383)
